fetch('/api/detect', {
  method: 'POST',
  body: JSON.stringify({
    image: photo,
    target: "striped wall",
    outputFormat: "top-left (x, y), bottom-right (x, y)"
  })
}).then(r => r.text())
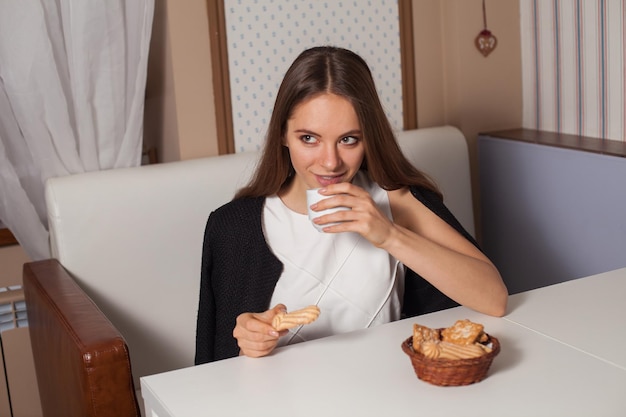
top-left (521, 0), bottom-right (625, 141)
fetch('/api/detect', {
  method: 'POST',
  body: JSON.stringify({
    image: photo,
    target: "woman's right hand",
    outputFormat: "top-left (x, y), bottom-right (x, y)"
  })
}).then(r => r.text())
top-left (233, 304), bottom-right (288, 358)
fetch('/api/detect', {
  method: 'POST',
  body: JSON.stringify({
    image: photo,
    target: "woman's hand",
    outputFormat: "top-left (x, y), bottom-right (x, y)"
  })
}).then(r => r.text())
top-left (233, 304), bottom-right (288, 358)
top-left (309, 182), bottom-right (394, 246)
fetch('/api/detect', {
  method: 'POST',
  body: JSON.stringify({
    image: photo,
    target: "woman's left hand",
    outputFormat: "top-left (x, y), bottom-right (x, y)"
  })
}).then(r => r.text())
top-left (309, 182), bottom-right (394, 246)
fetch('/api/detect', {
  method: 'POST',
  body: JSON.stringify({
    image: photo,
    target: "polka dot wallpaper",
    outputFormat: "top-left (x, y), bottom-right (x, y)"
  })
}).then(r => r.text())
top-left (225, 0), bottom-right (402, 152)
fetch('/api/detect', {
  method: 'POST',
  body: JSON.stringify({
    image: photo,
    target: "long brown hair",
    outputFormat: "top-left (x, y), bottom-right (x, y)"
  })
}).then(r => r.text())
top-left (235, 46), bottom-right (441, 200)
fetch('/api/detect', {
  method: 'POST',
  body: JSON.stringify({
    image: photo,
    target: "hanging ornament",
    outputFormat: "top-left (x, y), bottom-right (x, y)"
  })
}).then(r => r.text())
top-left (475, 0), bottom-right (497, 57)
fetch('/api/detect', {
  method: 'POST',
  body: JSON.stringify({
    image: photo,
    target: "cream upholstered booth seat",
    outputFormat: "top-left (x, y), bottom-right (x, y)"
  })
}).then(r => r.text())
top-left (23, 126), bottom-right (473, 417)
top-left (396, 126), bottom-right (475, 237)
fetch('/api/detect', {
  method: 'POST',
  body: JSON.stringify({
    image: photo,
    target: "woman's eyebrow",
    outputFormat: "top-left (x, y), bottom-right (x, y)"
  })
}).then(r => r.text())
top-left (293, 128), bottom-right (362, 137)
top-left (294, 128), bottom-right (320, 136)
top-left (341, 129), bottom-right (362, 136)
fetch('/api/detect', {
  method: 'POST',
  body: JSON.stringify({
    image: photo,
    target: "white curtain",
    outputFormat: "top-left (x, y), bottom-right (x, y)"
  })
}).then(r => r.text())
top-left (0, 0), bottom-right (154, 260)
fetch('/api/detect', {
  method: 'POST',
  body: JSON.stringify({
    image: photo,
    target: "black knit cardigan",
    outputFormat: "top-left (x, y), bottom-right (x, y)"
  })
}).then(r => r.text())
top-left (194, 186), bottom-right (479, 364)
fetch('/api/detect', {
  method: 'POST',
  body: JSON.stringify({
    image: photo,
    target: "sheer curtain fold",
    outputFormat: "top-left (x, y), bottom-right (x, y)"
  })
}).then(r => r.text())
top-left (0, 0), bottom-right (155, 260)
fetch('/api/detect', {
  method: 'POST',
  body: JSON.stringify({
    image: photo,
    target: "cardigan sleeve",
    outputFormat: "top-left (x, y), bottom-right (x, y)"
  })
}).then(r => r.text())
top-left (194, 212), bottom-right (218, 365)
top-left (194, 197), bottom-right (285, 364)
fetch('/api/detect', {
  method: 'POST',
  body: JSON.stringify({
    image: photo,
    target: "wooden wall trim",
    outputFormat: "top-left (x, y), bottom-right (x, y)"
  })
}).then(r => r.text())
top-left (206, 0), bottom-right (234, 154)
top-left (481, 128), bottom-right (626, 159)
top-left (398, 0), bottom-right (417, 130)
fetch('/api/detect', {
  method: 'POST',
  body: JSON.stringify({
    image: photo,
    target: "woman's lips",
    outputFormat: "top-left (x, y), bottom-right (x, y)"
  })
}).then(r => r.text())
top-left (314, 174), bottom-right (344, 187)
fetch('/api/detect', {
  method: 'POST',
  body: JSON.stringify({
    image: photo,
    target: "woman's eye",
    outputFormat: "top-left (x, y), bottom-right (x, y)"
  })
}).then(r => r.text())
top-left (340, 136), bottom-right (359, 145)
top-left (300, 135), bottom-right (317, 144)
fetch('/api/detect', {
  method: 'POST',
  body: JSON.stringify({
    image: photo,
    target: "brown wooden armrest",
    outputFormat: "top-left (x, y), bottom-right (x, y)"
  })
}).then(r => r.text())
top-left (23, 259), bottom-right (140, 417)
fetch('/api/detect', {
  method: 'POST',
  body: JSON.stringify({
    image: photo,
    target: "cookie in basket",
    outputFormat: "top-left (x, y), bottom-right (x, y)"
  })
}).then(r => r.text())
top-left (412, 323), bottom-right (440, 350)
top-left (441, 319), bottom-right (484, 345)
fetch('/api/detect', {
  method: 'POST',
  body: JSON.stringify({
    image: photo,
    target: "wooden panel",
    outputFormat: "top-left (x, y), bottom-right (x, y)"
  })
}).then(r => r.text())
top-left (206, 0), bottom-right (234, 155)
top-left (399, 0), bottom-right (417, 130)
top-left (482, 128), bottom-right (626, 158)
top-left (0, 228), bottom-right (18, 247)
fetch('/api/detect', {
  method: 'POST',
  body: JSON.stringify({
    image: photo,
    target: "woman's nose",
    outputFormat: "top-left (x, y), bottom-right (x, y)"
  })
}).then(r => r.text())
top-left (319, 146), bottom-right (341, 170)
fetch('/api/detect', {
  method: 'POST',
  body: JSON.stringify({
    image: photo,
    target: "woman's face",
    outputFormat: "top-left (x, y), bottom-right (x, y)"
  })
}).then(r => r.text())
top-left (283, 93), bottom-right (365, 196)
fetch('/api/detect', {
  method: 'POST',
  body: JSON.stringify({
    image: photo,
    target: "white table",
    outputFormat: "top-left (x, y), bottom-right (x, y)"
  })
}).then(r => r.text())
top-left (504, 267), bottom-right (626, 370)
top-left (141, 269), bottom-right (626, 417)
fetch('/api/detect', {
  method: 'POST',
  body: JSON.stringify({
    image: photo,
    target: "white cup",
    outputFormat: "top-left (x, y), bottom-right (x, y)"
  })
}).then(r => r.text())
top-left (306, 188), bottom-right (350, 232)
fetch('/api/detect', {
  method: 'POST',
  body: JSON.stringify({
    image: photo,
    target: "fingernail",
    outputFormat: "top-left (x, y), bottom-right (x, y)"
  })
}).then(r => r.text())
top-left (269, 330), bottom-right (279, 337)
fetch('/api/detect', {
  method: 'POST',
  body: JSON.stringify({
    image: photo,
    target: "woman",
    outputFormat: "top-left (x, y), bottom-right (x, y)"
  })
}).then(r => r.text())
top-left (195, 46), bottom-right (507, 364)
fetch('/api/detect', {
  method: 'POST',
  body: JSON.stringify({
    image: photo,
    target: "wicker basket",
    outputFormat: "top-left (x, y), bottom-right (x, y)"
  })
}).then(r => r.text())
top-left (401, 333), bottom-right (501, 386)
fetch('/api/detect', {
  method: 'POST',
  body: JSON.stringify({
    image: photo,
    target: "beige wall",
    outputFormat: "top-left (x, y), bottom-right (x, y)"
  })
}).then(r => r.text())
top-left (0, 244), bottom-right (30, 287)
top-left (413, 0), bottom-right (522, 236)
top-left (144, 0), bottom-right (219, 163)
top-left (413, 0), bottom-right (447, 128)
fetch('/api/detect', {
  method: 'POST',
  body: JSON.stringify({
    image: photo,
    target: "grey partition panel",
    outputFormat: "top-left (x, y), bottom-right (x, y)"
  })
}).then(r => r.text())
top-left (478, 135), bottom-right (626, 294)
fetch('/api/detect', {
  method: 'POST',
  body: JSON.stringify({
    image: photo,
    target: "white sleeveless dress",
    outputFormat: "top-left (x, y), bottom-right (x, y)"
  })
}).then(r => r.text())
top-left (263, 171), bottom-right (405, 347)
